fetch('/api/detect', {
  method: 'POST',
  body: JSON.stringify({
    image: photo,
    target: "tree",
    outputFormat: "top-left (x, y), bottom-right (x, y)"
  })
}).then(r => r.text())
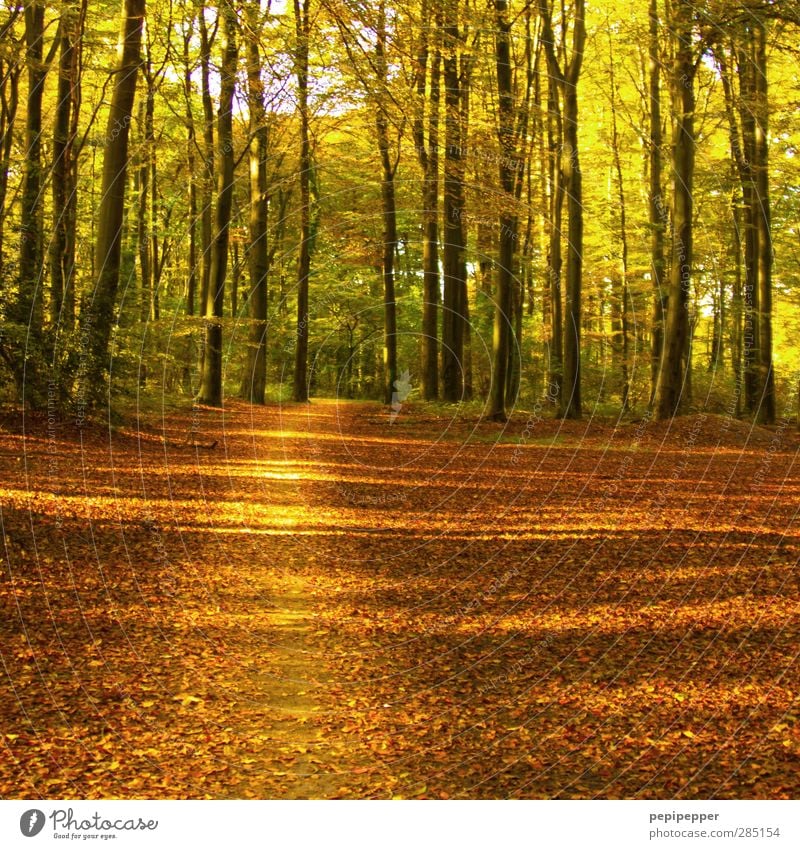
top-left (606, 24), bottom-right (630, 411)
top-left (292, 0), bottom-right (312, 402)
top-left (413, 0), bottom-right (441, 401)
top-left (486, 0), bottom-right (517, 422)
top-left (239, 0), bottom-right (270, 405)
top-left (81, 0), bottom-right (146, 405)
top-left (196, 0), bottom-right (237, 407)
top-left (440, 0), bottom-right (468, 403)
top-left (646, 0), bottom-right (666, 406)
top-left (0, 7), bottom-right (22, 293)
top-left (752, 18), bottom-right (775, 424)
top-left (12, 0), bottom-right (50, 402)
top-left (538, 0), bottom-right (586, 420)
top-left (375, 0), bottom-right (399, 406)
top-left (653, 0), bottom-right (694, 420)
top-left (50, 0), bottom-right (86, 333)
top-left (716, 14), bottom-right (775, 424)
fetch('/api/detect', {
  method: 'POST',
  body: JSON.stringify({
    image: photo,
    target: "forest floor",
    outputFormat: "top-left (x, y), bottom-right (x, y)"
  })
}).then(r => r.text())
top-left (1, 398), bottom-right (800, 798)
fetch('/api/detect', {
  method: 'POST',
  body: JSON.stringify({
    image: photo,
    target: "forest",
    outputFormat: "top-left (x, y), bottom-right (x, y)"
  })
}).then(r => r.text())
top-left (1, 0), bottom-right (800, 802)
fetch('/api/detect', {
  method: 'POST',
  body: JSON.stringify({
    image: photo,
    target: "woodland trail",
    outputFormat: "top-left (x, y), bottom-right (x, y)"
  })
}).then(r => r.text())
top-left (2, 399), bottom-right (800, 798)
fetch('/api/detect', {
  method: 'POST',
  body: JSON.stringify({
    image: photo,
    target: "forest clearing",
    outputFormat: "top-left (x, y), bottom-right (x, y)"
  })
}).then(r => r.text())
top-left (2, 400), bottom-right (799, 799)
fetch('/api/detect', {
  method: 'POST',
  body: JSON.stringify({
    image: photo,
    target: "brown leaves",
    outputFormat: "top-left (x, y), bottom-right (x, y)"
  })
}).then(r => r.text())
top-left (1, 402), bottom-right (800, 799)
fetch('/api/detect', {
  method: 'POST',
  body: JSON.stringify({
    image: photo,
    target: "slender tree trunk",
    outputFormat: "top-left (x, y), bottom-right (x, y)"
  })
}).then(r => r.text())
top-left (136, 96), bottom-right (151, 325)
top-left (709, 276), bottom-right (724, 370)
top-left (14, 0), bottom-right (48, 400)
top-left (50, 0), bottom-right (83, 332)
top-left (182, 21), bottom-right (197, 318)
top-left (736, 41), bottom-right (759, 414)
top-left (546, 75), bottom-right (564, 413)
top-left (731, 185), bottom-right (743, 414)
top-left (717, 38), bottom-right (755, 417)
top-left (148, 67), bottom-right (159, 322)
top-left (240, 1), bottom-right (270, 404)
top-left (487, 0), bottom-right (516, 421)
top-left (539, 0), bottom-right (584, 419)
top-left (415, 0), bottom-right (441, 401)
top-left (0, 58), bottom-right (21, 289)
top-left (196, 0), bottom-right (237, 406)
top-left (505, 8), bottom-right (536, 407)
top-left (292, 0), bottom-right (311, 402)
top-left (375, 0), bottom-right (398, 406)
top-left (561, 9), bottom-right (585, 420)
top-left (180, 16), bottom-right (197, 392)
top-left (648, 0), bottom-right (666, 406)
top-left (82, 0), bottom-right (145, 402)
top-left (197, 8), bottom-right (215, 385)
top-left (608, 33), bottom-right (630, 411)
top-left (441, 0), bottom-right (466, 402)
top-left (752, 19), bottom-right (774, 424)
top-left (653, 0), bottom-right (694, 420)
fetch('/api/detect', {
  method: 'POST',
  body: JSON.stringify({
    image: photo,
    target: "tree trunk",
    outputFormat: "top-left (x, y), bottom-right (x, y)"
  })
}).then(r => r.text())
top-left (81, 0), bottom-right (145, 403)
top-left (0, 54), bottom-right (21, 289)
top-left (14, 0), bottom-right (48, 401)
top-left (561, 10), bottom-right (585, 420)
top-left (487, 0), bottom-right (516, 422)
top-left (653, 0), bottom-right (694, 420)
top-left (50, 0), bottom-right (83, 332)
top-left (197, 7), bottom-right (215, 387)
top-left (546, 74), bottom-right (564, 413)
top-left (738, 44), bottom-right (759, 416)
top-left (376, 0), bottom-right (398, 407)
top-left (292, 0), bottom-right (311, 402)
top-left (196, 0), bottom-right (237, 406)
top-left (182, 21), bottom-right (197, 319)
top-left (240, 1), bottom-right (270, 405)
top-left (415, 0), bottom-right (441, 401)
top-left (752, 20), bottom-right (774, 424)
top-left (608, 30), bottom-right (630, 411)
top-left (731, 184), bottom-right (743, 415)
top-left (648, 0), bottom-right (666, 406)
top-left (136, 94), bottom-right (151, 325)
top-left (441, 0), bottom-right (466, 402)
top-left (539, 0), bottom-right (585, 419)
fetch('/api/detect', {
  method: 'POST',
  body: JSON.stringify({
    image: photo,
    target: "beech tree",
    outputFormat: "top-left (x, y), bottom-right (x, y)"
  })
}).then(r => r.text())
top-left (440, 0), bottom-right (468, 403)
top-left (653, 0), bottom-right (694, 421)
top-left (538, 0), bottom-right (585, 420)
top-left (413, 0), bottom-right (441, 401)
top-left (292, 0), bottom-right (311, 402)
top-left (714, 14), bottom-right (775, 424)
top-left (647, 0), bottom-right (666, 405)
top-left (82, 0), bottom-right (145, 403)
top-left (239, 0), bottom-right (270, 405)
top-left (50, 0), bottom-right (86, 332)
top-left (197, 0), bottom-right (237, 406)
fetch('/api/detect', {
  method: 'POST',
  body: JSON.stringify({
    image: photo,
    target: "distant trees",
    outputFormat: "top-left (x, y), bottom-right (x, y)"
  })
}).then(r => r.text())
top-left (0, 0), bottom-right (795, 424)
